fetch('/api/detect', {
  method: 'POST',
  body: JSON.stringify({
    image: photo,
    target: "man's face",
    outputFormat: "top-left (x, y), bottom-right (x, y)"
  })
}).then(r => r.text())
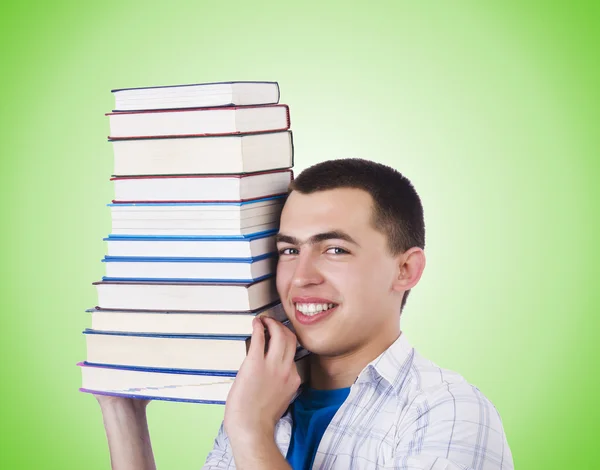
top-left (275, 188), bottom-right (403, 357)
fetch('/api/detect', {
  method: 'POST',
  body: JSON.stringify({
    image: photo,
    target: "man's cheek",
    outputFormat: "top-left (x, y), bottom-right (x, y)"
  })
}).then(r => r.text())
top-left (275, 265), bottom-right (291, 291)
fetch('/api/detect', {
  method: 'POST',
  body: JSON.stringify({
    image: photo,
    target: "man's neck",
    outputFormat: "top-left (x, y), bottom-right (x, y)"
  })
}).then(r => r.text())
top-left (308, 327), bottom-right (401, 390)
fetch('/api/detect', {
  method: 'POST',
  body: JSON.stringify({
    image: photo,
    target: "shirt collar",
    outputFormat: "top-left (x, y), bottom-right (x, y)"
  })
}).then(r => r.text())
top-left (357, 332), bottom-right (415, 395)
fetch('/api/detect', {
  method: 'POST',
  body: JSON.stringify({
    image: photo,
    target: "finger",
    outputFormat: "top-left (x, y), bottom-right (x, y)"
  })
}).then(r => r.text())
top-left (279, 322), bottom-right (298, 363)
top-left (285, 323), bottom-right (301, 349)
top-left (282, 331), bottom-right (297, 366)
top-left (247, 317), bottom-right (266, 359)
top-left (282, 322), bottom-right (298, 343)
top-left (263, 318), bottom-right (288, 362)
top-left (285, 324), bottom-right (301, 366)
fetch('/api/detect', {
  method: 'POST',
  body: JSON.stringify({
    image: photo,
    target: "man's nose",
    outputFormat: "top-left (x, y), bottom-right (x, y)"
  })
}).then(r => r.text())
top-left (291, 252), bottom-right (324, 288)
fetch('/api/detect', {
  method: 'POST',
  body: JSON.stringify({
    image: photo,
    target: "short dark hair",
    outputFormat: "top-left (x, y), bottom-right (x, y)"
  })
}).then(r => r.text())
top-left (288, 158), bottom-right (425, 312)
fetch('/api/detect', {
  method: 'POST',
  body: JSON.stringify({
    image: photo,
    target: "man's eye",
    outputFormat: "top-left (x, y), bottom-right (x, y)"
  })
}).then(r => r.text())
top-left (326, 247), bottom-right (349, 255)
top-left (278, 247), bottom-right (299, 256)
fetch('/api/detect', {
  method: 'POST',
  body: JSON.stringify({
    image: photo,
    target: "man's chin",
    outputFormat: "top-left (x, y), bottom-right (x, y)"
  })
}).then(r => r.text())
top-left (288, 319), bottom-right (346, 355)
top-left (297, 337), bottom-right (344, 357)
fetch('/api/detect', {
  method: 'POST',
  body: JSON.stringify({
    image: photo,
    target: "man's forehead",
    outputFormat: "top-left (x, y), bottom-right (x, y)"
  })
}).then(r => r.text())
top-left (282, 188), bottom-right (374, 217)
top-left (279, 189), bottom-right (375, 236)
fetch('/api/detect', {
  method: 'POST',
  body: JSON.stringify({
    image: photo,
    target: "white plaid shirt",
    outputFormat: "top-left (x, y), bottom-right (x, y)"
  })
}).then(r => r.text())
top-left (203, 333), bottom-right (513, 469)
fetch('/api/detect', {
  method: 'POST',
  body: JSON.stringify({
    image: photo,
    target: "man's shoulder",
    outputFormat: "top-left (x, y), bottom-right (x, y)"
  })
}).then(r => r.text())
top-left (408, 348), bottom-right (469, 390)
top-left (374, 334), bottom-right (481, 397)
top-left (398, 347), bottom-right (497, 411)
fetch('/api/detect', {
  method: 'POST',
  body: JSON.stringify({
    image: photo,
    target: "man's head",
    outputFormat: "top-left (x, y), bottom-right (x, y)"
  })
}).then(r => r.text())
top-left (275, 158), bottom-right (426, 357)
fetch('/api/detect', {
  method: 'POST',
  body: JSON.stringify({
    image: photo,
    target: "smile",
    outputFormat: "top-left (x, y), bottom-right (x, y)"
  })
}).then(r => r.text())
top-left (293, 301), bottom-right (339, 325)
top-left (295, 302), bottom-right (336, 316)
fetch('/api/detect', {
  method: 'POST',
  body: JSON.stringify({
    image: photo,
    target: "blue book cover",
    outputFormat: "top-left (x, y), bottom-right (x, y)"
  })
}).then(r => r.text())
top-left (93, 274), bottom-right (274, 287)
top-left (107, 194), bottom-right (285, 207)
top-left (79, 388), bottom-right (227, 405)
top-left (104, 228), bottom-right (278, 241)
top-left (82, 329), bottom-right (250, 340)
top-left (101, 252), bottom-right (275, 263)
top-left (100, 273), bottom-right (273, 283)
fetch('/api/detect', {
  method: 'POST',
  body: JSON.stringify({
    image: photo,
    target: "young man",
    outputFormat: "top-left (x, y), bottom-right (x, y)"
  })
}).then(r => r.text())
top-left (96, 159), bottom-right (513, 469)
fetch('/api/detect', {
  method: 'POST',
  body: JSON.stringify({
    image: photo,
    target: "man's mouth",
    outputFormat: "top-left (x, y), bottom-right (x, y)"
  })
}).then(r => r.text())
top-left (292, 299), bottom-right (339, 324)
top-left (295, 302), bottom-right (336, 316)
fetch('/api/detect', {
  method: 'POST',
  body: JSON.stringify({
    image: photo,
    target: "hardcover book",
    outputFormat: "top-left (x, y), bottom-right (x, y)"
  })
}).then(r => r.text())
top-left (87, 301), bottom-right (288, 335)
top-left (104, 230), bottom-right (277, 258)
top-left (111, 130), bottom-right (293, 176)
top-left (112, 81), bottom-right (280, 111)
top-left (83, 329), bottom-right (309, 372)
top-left (101, 253), bottom-right (277, 283)
top-left (94, 276), bottom-right (278, 311)
top-left (108, 104), bottom-right (290, 139)
top-left (109, 196), bottom-right (285, 237)
top-left (111, 169), bottom-right (292, 203)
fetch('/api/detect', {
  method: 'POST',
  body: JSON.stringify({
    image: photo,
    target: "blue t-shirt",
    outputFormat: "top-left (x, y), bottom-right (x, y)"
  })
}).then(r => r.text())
top-left (285, 386), bottom-right (351, 470)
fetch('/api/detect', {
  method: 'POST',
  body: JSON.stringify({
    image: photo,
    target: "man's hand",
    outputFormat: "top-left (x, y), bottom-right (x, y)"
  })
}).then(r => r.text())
top-left (224, 316), bottom-right (301, 448)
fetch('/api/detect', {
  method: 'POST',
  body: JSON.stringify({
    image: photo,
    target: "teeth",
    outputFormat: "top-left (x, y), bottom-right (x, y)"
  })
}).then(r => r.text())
top-left (295, 303), bottom-right (336, 316)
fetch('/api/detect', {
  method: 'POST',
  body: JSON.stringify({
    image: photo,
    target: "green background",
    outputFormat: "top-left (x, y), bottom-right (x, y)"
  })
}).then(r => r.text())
top-left (1, 1), bottom-right (598, 468)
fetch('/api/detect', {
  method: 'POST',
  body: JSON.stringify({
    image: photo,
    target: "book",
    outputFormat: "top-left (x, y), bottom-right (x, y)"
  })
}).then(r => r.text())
top-left (110, 196), bottom-right (284, 237)
top-left (83, 330), bottom-right (307, 372)
top-left (83, 328), bottom-right (308, 372)
top-left (94, 277), bottom-right (278, 311)
top-left (87, 302), bottom-right (288, 335)
top-left (111, 81), bottom-right (280, 111)
top-left (102, 253), bottom-right (277, 282)
top-left (112, 169), bottom-right (293, 203)
top-left (111, 130), bottom-right (293, 176)
top-left (111, 219), bottom-right (279, 237)
top-left (104, 230), bottom-right (277, 258)
top-left (79, 351), bottom-right (309, 404)
top-left (108, 104), bottom-right (290, 139)
top-left (80, 363), bottom-right (237, 404)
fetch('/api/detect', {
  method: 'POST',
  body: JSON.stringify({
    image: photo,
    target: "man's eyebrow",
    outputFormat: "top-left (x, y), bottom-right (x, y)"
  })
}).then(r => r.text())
top-left (275, 230), bottom-right (360, 246)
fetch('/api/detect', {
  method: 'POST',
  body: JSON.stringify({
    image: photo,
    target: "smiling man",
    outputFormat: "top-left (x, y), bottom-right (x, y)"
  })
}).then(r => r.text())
top-left (96, 158), bottom-right (513, 470)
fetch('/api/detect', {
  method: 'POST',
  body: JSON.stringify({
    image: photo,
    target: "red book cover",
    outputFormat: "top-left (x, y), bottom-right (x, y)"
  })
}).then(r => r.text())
top-left (107, 104), bottom-right (290, 140)
top-left (110, 169), bottom-right (293, 203)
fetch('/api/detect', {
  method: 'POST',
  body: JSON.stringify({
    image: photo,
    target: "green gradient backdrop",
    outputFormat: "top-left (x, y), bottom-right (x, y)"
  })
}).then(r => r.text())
top-left (1, 1), bottom-right (598, 468)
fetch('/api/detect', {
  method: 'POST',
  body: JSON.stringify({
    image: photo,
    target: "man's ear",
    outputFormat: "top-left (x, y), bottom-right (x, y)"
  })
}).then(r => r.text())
top-left (391, 247), bottom-right (426, 293)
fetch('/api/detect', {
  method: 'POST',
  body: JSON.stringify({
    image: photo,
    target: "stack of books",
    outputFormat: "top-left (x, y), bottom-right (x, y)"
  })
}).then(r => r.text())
top-left (79, 81), bottom-right (307, 404)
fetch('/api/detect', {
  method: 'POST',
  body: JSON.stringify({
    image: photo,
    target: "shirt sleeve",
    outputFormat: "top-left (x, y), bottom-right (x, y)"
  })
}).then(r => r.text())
top-left (389, 382), bottom-right (514, 470)
top-left (201, 421), bottom-right (236, 470)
